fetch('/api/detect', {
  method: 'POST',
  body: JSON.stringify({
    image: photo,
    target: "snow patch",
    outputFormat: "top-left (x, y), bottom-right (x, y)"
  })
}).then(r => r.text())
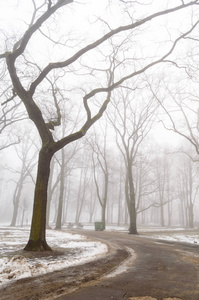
top-left (0, 226), bottom-right (108, 286)
top-left (142, 233), bottom-right (199, 244)
top-left (105, 247), bottom-right (136, 278)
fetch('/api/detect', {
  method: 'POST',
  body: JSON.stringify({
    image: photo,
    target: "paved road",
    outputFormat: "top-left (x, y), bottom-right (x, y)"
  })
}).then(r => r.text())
top-left (57, 230), bottom-right (199, 300)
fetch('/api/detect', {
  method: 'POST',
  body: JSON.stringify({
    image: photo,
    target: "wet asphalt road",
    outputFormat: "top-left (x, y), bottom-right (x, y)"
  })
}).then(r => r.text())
top-left (57, 230), bottom-right (199, 300)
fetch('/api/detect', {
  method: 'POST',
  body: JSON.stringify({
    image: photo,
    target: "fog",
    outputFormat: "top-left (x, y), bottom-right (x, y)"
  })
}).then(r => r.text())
top-left (0, 121), bottom-right (199, 230)
top-left (0, 0), bottom-right (199, 248)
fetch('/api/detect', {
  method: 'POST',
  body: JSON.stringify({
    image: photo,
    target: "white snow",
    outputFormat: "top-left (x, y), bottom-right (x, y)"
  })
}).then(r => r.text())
top-left (140, 230), bottom-right (199, 244)
top-left (0, 225), bottom-right (198, 287)
top-left (0, 226), bottom-right (108, 286)
top-left (104, 246), bottom-right (136, 278)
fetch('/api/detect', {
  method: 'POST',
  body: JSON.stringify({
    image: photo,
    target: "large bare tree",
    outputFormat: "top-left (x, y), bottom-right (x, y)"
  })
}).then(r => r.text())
top-left (0, 0), bottom-right (199, 250)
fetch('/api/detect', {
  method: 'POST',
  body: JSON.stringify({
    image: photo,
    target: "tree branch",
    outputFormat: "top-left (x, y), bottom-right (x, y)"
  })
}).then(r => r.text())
top-left (12, 0), bottom-right (73, 60)
top-left (29, 1), bottom-right (199, 95)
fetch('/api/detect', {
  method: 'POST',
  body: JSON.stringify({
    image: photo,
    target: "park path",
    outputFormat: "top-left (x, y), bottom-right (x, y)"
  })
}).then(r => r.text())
top-left (57, 230), bottom-right (199, 300)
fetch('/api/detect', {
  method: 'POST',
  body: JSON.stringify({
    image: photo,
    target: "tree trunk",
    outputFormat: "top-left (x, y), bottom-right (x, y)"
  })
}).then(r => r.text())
top-left (55, 149), bottom-right (65, 230)
top-left (128, 197), bottom-right (137, 234)
top-left (75, 167), bottom-right (85, 225)
top-left (55, 176), bottom-right (64, 229)
top-left (117, 171), bottom-right (122, 226)
top-left (21, 209), bottom-right (25, 227)
top-left (127, 164), bottom-right (138, 234)
top-left (63, 179), bottom-right (70, 224)
top-left (88, 184), bottom-right (95, 224)
top-left (10, 202), bottom-right (19, 227)
top-left (167, 200), bottom-right (171, 227)
top-left (101, 173), bottom-right (109, 230)
top-left (24, 148), bottom-right (53, 251)
top-left (188, 202), bottom-right (194, 228)
top-left (10, 175), bottom-right (24, 227)
top-left (160, 196), bottom-right (165, 227)
top-left (46, 158), bottom-right (55, 229)
top-left (101, 204), bottom-right (106, 230)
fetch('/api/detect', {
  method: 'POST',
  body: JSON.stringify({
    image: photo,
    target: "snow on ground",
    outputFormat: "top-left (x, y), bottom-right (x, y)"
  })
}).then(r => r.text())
top-left (141, 232), bottom-right (199, 244)
top-left (0, 226), bottom-right (108, 286)
top-left (103, 225), bottom-right (199, 245)
top-left (137, 226), bottom-right (199, 244)
top-left (0, 225), bottom-right (198, 287)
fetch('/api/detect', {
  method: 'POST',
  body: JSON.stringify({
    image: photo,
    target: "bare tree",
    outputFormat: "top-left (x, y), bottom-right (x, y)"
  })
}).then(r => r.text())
top-left (20, 197), bottom-right (31, 227)
top-left (109, 87), bottom-right (158, 233)
top-left (0, 65), bottom-right (27, 150)
top-left (154, 154), bottom-right (169, 227)
top-left (10, 137), bottom-right (37, 226)
top-left (177, 151), bottom-right (199, 228)
top-left (89, 124), bottom-right (111, 231)
top-left (55, 141), bottom-right (80, 229)
top-left (134, 150), bottom-right (158, 225)
top-left (0, 0), bottom-right (198, 250)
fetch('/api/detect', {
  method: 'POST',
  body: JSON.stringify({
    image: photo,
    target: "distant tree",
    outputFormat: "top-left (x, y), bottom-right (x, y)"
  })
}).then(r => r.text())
top-left (154, 153), bottom-right (169, 227)
top-left (55, 142), bottom-right (79, 229)
top-left (0, 67), bottom-right (27, 150)
top-left (20, 197), bottom-right (31, 227)
top-left (10, 137), bottom-right (37, 226)
top-left (177, 152), bottom-right (199, 228)
top-left (109, 87), bottom-right (157, 233)
top-left (149, 52), bottom-right (199, 161)
top-left (134, 150), bottom-right (158, 225)
top-left (0, 0), bottom-right (198, 250)
top-left (117, 158), bottom-right (126, 226)
top-left (90, 125), bottom-right (112, 230)
top-left (74, 158), bottom-right (91, 226)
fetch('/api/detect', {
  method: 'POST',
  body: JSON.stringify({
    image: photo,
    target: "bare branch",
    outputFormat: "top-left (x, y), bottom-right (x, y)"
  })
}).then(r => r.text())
top-left (11, 0), bottom-right (73, 60)
top-left (149, 85), bottom-right (199, 156)
top-left (0, 137), bottom-right (20, 151)
top-left (1, 89), bottom-right (17, 106)
top-left (29, 2), bottom-right (199, 95)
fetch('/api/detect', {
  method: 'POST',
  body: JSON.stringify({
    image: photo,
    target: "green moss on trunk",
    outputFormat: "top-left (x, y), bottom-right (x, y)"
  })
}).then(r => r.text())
top-left (24, 147), bottom-right (53, 251)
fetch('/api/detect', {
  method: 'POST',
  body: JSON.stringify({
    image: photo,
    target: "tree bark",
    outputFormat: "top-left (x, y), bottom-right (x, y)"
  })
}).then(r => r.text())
top-left (126, 162), bottom-right (138, 234)
top-left (24, 147), bottom-right (53, 251)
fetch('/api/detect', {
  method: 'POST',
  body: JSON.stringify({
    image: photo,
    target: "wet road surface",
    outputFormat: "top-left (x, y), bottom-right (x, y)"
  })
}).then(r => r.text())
top-left (57, 230), bottom-right (199, 300)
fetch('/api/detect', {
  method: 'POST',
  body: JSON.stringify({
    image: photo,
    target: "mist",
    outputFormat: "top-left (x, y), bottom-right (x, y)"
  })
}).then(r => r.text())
top-left (0, 0), bottom-right (199, 247)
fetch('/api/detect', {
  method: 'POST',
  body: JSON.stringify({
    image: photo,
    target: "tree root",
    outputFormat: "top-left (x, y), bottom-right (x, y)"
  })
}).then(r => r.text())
top-left (23, 239), bottom-right (52, 251)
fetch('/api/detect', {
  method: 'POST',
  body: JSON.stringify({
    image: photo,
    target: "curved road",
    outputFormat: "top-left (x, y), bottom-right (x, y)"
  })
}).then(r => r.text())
top-left (58, 230), bottom-right (199, 300)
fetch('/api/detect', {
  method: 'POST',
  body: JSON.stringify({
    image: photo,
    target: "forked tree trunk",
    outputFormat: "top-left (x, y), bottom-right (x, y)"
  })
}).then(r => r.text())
top-left (24, 148), bottom-right (53, 251)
